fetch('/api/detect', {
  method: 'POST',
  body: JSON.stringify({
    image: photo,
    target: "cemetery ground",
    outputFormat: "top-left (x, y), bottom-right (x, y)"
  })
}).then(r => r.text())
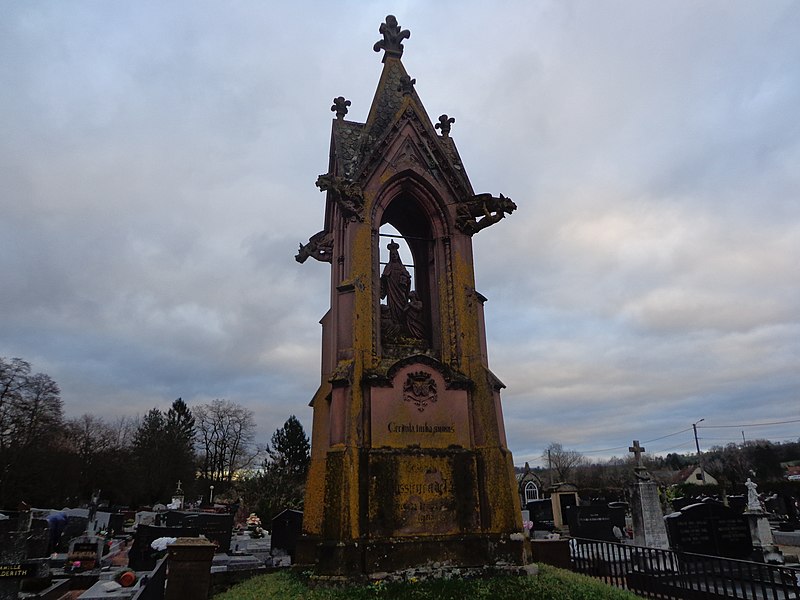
top-left (211, 564), bottom-right (642, 600)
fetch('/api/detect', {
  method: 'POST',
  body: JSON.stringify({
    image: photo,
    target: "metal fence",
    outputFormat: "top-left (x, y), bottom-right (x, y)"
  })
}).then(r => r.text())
top-left (570, 537), bottom-right (800, 600)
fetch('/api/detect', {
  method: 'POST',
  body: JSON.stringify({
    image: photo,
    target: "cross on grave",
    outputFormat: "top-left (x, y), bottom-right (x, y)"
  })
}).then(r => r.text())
top-left (629, 440), bottom-right (646, 468)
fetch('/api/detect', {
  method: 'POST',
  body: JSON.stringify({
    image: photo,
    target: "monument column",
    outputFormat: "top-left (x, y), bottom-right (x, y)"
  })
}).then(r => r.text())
top-left (295, 15), bottom-right (526, 575)
top-left (628, 440), bottom-right (669, 549)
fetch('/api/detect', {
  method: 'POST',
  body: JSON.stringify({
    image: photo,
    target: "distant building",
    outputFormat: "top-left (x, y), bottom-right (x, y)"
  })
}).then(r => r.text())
top-left (516, 463), bottom-right (543, 507)
top-left (654, 465), bottom-right (718, 486)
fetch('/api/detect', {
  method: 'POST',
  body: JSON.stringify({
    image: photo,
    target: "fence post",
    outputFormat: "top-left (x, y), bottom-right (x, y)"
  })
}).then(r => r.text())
top-left (165, 537), bottom-right (215, 600)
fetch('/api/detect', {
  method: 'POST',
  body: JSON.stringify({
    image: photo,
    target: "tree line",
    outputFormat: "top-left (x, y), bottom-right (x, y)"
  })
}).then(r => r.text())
top-left (0, 356), bottom-right (309, 521)
top-left (535, 439), bottom-right (800, 495)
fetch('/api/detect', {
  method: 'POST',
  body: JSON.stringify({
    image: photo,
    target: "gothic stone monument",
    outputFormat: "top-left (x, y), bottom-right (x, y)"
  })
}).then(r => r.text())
top-left (295, 16), bottom-right (527, 575)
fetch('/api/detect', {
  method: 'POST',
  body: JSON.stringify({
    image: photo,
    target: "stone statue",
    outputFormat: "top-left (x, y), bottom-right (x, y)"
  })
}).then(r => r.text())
top-left (746, 478), bottom-right (761, 512)
top-left (380, 240), bottom-right (411, 328)
top-left (405, 290), bottom-right (425, 339)
top-left (456, 193), bottom-right (517, 235)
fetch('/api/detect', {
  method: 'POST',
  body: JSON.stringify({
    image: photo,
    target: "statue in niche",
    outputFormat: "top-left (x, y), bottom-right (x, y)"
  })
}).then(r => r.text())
top-left (380, 240), bottom-right (426, 343)
top-left (405, 291), bottom-right (425, 339)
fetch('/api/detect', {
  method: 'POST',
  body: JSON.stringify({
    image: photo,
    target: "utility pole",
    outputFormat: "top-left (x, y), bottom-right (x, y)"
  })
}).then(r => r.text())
top-left (693, 419), bottom-right (706, 484)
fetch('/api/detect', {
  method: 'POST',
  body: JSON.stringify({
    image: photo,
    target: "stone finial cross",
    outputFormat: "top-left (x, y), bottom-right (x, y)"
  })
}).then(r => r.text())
top-left (373, 15), bottom-right (411, 60)
top-left (331, 96), bottom-right (351, 119)
top-left (436, 114), bottom-right (455, 137)
top-left (629, 440), bottom-right (646, 468)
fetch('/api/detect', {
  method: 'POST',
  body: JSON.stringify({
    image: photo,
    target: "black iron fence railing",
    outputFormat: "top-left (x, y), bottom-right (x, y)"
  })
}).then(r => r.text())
top-left (570, 537), bottom-right (800, 600)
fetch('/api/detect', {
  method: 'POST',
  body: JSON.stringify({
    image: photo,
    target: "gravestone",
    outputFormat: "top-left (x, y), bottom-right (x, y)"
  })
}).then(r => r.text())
top-left (628, 440), bottom-right (670, 549)
top-left (66, 535), bottom-right (103, 571)
top-left (92, 511), bottom-right (111, 534)
top-left (665, 500), bottom-right (753, 558)
top-left (0, 512), bottom-right (49, 600)
top-left (108, 513), bottom-right (125, 536)
top-left (565, 505), bottom-right (623, 542)
top-left (527, 498), bottom-right (555, 531)
top-left (271, 509), bottom-right (303, 559)
top-left (727, 495), bottom-right (746, 513)
top-left (128, 524), bottom-right (200, 571)
top-left (58, 515), bottom-right (89, 551)
top-left (134, 511), bottom-right (157, 528)
top-left (164, 511), bottom-right (233, 552)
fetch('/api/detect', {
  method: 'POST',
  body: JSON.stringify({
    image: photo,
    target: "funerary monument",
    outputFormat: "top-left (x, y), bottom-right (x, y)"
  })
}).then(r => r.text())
top-left (296, 15), bottom-right (526, 575)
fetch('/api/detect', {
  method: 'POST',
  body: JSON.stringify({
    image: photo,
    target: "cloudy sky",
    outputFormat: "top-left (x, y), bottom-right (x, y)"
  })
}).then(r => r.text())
top-left (2, 1), bottom-right (798, 467)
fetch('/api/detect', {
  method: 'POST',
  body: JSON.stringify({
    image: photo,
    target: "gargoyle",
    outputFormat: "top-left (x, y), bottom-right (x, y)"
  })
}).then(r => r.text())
top-left (455, 193), bottom-right (517, 235)
top-left (296, 230), bottom-right (333, 264)
top-left (316, 173), bottom-right (365, 222)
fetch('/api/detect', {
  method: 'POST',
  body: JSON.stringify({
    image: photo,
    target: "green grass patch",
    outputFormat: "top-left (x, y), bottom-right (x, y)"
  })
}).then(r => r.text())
top-left (212, 564), bottom-right (641, 600)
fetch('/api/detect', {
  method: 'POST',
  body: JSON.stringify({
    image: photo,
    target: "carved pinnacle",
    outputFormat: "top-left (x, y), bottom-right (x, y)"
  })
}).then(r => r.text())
top-left (331, 96), bottom-right (351, 119)
top-left (373, 15), bottom-right (410, 61)
top-left (435, 114), bottom-right (455, 137)
top-left (398, 74), bottom-right (416, 96)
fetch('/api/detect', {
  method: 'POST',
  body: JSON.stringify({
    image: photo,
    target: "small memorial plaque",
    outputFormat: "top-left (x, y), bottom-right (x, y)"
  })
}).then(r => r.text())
top-left (369, 453), bottom-right (479, 537)
top-left (371, 364), bottom-right (470, 449)
top-left (0, 563), bottom-right (36, 578)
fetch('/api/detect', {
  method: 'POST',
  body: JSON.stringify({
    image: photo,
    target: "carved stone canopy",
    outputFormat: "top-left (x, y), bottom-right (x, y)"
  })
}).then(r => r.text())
top-left (373, 15), bottom-right (410, 61)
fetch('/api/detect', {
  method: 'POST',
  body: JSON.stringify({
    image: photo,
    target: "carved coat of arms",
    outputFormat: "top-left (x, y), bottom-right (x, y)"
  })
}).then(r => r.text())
top-left (403, 371), bottom-right (437, 412)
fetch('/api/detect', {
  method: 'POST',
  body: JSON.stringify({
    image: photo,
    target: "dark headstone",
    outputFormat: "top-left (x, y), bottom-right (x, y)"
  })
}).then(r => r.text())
top-left (67, 536), bottom-right (103, 571)
top-left (271, 509), bottom-right (303, 559)
top-left (26, 520), bottom-right (48, 558)
top-left (665, 500), bottom-right (753, 559)
top-left (107, 513), bottom-right (125, 536)
top-left (727, 495), bottom-right (746, 513)
top-left (58, 516), bottom-right (89, 551)
top-left (566, 505), bottom-right (625, 542)
top-left (670, 496), bottom-right (694, 511)
top-left (163, 511), bottom-right (233, 553)
top-left (527, 499), bottom-right (555, 530)
top-left (0, 512), bottom-right (50, 600)
top-left (128, 524), bottom-right (199, 571)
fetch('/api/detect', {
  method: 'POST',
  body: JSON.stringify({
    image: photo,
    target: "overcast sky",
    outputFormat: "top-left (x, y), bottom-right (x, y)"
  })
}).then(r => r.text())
top-left (2, 1), bottom-right (798, 468)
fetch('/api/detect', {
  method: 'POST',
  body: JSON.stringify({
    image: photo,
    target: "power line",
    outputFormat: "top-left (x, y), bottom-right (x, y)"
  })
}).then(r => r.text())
top-left (579, 426), bottom-right (694, 455)
top-left (699, 418), bottom-right (800, 429)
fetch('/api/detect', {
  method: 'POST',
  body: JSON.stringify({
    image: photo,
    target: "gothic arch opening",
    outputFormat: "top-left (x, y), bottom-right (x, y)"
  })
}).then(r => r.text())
top-left (377, 192), bottom-right (437, 354)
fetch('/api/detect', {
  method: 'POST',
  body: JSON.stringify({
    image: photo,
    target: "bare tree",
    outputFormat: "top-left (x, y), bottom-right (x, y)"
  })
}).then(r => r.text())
top-left (542, 442), bottom-right (586, 484)
top-left (195, 399), bottom-right (258, 484)
top-left (0, 357), bottom-right (65, 505)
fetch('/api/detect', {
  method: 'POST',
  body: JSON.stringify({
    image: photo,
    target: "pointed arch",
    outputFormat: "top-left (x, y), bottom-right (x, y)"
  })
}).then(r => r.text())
top-left (372, 171), bottom-right (450, 356)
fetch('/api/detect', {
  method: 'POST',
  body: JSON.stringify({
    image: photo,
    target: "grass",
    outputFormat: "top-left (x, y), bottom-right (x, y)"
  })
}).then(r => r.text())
top-left (212, 564), bottom-right (642, 600)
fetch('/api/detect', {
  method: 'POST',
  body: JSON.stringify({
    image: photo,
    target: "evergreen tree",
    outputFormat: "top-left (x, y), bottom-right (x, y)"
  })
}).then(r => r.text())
top-left (241, 415), bottom-right (310, 522)
top-left (132, 399), bottom-right (197, 505)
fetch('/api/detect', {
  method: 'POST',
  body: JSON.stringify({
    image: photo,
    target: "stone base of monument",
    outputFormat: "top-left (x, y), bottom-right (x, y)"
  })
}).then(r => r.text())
top-left (746, 511), bottom-right (784, 565)
top-left (296, 533), bottom-right (530, 577)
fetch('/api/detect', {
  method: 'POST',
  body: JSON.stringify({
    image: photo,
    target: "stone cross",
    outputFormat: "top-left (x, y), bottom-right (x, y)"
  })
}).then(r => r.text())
top-left (629, 440), bottom-right (646, 468)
